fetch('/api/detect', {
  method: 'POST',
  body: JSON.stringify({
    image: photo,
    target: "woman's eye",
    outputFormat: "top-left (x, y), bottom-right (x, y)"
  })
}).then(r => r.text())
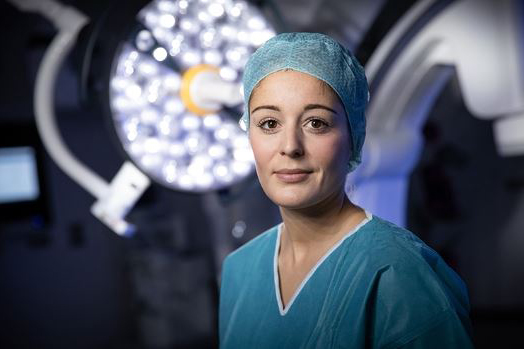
top-left (259, 119), bottom-right (278, 129)
top-left (307, 118), bottom-right (328, 129)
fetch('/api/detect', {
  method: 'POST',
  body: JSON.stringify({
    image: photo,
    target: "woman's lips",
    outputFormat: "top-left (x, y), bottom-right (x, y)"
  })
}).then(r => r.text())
top-left (274, 169), bottom-right (312, 183)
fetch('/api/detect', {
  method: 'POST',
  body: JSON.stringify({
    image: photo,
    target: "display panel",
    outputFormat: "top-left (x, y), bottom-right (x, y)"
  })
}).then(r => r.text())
top-left (0, 123), bottom-right (50, 225)
top-left (0, 146), bottom-right (40, 204)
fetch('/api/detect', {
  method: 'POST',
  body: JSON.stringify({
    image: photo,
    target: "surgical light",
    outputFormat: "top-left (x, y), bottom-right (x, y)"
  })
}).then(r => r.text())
top-left (109, 0), bottom-right (275, 192)
top-left (6, 0), bottom-right (278, 235)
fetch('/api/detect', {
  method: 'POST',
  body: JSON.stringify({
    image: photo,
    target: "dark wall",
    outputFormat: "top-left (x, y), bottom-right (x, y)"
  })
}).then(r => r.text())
top-left (0, 114), bottom-right (138, 349)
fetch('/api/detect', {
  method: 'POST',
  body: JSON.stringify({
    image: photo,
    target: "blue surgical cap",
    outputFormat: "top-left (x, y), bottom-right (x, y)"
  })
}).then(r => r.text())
top-left (241, 32), bottom-right (369, 172)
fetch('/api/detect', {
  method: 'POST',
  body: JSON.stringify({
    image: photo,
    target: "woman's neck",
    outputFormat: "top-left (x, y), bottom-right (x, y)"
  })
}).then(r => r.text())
top-left (279, 190), bottom-right (366, 263)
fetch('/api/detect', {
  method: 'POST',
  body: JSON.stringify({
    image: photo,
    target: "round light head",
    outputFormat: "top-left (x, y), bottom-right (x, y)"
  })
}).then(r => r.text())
top-left (108, 0), bottom-right (276, 192)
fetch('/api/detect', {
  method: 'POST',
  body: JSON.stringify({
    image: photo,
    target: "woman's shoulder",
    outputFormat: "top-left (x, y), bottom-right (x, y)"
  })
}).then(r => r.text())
top-left (349, 215), bottom-right (473, 347)
top-left (359, 216), bottom-right (464, 281)
top-left (363, 214), bottom-right (425, 243)
top-left (355, 214), bottom-right (470, 309)
top-left (356, 214), bottom-right (442, 266)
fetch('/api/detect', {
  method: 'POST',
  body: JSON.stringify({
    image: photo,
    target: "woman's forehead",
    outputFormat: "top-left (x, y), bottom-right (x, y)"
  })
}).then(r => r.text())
top-left (252, 70), bottom-right (338, 102)
top-left (257, 70), bottom-right (328, 88)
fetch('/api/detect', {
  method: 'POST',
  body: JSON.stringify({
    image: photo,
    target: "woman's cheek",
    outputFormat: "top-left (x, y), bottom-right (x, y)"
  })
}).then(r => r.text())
top-left (317, 136), bottom-right (350, 173)
top-left (250, 137), bottom-right (271, 173)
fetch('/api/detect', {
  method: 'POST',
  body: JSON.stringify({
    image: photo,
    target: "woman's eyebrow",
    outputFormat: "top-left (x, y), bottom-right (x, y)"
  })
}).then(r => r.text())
top-left (304, 104), bottom-right (338, 114)
top-left (251, 105), bottom-right (280, 114)
top-left (251, 104), bottom-right (337, 114)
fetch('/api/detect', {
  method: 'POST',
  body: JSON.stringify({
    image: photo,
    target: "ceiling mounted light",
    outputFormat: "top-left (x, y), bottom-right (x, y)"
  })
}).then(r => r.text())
top-left (109, 0), bottom-right (276, 192)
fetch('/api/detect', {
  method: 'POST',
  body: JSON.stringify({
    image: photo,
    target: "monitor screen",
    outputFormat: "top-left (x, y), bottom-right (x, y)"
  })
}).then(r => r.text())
top-left (0, 146), bottom-right (40, 204)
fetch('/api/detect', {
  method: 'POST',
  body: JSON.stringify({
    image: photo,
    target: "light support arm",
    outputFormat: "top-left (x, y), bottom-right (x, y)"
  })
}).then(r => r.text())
top-left (8, 0), bottom-right (151, 236)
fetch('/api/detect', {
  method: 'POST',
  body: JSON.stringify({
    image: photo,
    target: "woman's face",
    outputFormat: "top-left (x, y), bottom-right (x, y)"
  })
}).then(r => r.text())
top-left (249, 70), bottom-right (351, 210)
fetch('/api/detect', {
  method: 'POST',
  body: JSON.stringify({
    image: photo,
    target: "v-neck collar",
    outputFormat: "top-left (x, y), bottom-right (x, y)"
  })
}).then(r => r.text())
top-left (273, 210), bottom-right (373, 316)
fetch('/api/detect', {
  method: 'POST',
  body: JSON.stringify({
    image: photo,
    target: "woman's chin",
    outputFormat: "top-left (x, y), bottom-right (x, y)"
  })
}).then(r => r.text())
top-left (268, 190), bottom-right (316, 210)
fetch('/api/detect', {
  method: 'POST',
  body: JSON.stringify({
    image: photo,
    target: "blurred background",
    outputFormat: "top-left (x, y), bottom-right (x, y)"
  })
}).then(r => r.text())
top-left (1, 0), bottom-right (523, 348)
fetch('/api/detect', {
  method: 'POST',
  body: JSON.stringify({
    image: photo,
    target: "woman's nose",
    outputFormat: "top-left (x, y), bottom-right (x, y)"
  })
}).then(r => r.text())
top-left (279, 127), bottom-right (304, 158)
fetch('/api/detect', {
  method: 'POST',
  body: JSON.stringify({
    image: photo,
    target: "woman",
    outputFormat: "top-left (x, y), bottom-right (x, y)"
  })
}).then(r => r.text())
top-left (219, 32), bottom-right (473, 348)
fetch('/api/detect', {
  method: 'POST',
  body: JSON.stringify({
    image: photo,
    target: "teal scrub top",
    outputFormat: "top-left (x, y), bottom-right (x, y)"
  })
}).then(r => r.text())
top-left (219, 212), bottom-right (474, 348)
